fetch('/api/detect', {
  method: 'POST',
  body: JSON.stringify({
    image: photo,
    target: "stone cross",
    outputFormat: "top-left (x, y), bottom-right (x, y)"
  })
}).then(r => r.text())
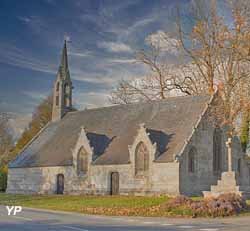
top-left (226, 137), bottom-right (232, 172)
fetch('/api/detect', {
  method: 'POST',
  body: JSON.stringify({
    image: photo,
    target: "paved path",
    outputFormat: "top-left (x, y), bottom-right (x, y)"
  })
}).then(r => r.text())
top-left (0, 205), bottom-right (249, 231)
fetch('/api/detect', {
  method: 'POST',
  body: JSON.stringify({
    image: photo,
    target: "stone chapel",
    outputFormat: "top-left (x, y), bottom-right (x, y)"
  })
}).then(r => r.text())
top-left (7, 41), bottom-right (250, 197)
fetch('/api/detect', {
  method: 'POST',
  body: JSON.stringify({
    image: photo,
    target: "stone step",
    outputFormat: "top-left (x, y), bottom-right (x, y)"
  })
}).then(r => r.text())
top-left (203, 191), bottom-right (218, 198)
top-left (210, 185), bottom-right (240, 193)
top-left (203, 171), bottom-right (250, 198)
top-left (203, 190), bottom-right (249, 198)
top-left (217, 181), bottom-right (238, 187)
top-left (220, 179), bottom-right (238, 184)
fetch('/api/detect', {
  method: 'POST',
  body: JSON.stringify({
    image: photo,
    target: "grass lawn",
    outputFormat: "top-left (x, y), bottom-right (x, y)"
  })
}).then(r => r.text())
top-left (0, 193), bottom-right (173, 216)
top-left (0, 193), bottom-right (248, 217)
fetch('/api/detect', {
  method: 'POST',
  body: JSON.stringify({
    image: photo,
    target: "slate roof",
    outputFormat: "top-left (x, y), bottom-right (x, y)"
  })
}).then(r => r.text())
top-left (9, 95), bottom-right (211, 168)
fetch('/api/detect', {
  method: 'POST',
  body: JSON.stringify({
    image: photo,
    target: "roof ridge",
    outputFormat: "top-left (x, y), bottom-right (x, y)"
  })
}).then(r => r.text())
top-left (66, 94), bottom-right (210, 116)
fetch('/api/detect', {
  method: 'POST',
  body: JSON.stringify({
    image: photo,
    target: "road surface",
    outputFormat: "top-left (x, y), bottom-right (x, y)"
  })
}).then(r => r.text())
top-left (0, 205), bottom-right (249, 231)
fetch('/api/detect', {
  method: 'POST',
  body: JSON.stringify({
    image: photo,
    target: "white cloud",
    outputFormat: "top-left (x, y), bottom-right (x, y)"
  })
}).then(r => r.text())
top-left (98, 41), bottom-right (133, 53)
top-left (64, 35), bottom-right (71, 42)
top-left (0, 43), bottom-right (57, 74)
top-left (107, 58), bottom-right (136, 64)
top-left (74, 91), bottom-right (111, 110)
top-left (68, 51), bottom-right (92, 57)
top-left (22, 91), bottom-right (49, 101)
top-left (17, 16), bottom-right (31, 23)
top-left (71, 60), bottom-right (146, 87)
top-left (107, 16), bottom-right (156, 41)
top-left (145, 30), bottom-right (180, 55)
top-left (17, 15), bottom-right (47, 34)
top-left (72, 74), bottom-right (115, 85)
top-left (8, 114), bottom-right (31, 141)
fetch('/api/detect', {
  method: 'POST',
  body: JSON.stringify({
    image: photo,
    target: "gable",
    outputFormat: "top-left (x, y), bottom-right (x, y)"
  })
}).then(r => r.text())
top-left (9, 95), bottom-right (211, 168)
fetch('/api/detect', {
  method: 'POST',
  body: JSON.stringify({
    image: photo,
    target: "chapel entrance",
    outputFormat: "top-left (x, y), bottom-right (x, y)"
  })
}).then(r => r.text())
top-left (110, 172), bottom-right (119, 195)
top-left (56, 174), bottom-right (64, 194)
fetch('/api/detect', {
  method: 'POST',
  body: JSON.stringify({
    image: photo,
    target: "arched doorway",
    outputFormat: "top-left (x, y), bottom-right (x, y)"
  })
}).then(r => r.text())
top-left (56, 174), bottom-right (64, 194)
top-left (110, 172), bottom-right (119, 195)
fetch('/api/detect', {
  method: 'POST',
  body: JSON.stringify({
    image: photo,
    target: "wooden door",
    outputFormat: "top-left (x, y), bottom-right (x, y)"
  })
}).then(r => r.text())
top-left (56, 174), bottom-right (64, 194)
top-left (110, 172), bottom-right (119, 195)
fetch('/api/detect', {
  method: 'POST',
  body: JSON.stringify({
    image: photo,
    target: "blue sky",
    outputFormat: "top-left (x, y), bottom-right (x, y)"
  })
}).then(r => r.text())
top-left (0, 0), bottom-right (190, 118)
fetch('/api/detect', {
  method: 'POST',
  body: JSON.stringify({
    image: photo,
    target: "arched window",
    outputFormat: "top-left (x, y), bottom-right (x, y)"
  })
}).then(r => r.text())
top-left (77, 147), bottom-right (88, 175)
top-left (213, 128), bottom-right (222, 173)
top-left (56, 82), bottom-right (60, 91)
top-left (56, 96), bottom-right (59, 106)
top-left (64, 83), bottom-right (71, 107)
top-left (248, 167), bottom-right (250, 186)
top-left (238, 158), bottom-right (241, 175)
top-left (188, 147), bottom-right (197, 173)
top-left (135, 142), bottom-right (149, 176)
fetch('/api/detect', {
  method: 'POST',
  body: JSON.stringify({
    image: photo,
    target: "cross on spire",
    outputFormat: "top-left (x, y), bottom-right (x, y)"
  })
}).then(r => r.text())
top-left (60, 40), bottom-right (68, 71)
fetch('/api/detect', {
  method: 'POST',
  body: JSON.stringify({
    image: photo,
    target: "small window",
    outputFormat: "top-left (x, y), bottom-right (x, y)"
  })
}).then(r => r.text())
top-left (64, 83), bottom-right (71, 107)
top-left (238, 158), bottom-right (241, 175)
top-left (56, 96), bottom-right (59, 106)
top-left (56, 82), bottom-right (60, 91)
top-left (188, 147), bottom-right (197, 173)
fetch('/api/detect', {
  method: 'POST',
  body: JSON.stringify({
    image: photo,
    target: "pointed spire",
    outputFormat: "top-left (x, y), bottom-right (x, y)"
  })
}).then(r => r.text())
top-left (60, 40), bottom-right (68, 70)
top-left (52, 40), bottom-right (73, 121)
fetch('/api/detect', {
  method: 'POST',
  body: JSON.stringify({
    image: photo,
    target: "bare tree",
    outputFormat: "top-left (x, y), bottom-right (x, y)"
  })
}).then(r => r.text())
top-left (110, 0), bottom-right (250, 150)
top-left (175, 0), bottom-right (250, 171)
top-left (177, 0), bottom-right (250, 130)
top-left (110, 32), bottom-right (188, 104)
top-left (176, 0), bottom-right (224, 95)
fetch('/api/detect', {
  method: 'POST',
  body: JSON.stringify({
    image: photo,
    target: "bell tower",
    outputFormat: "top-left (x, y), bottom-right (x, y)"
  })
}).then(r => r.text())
top-left (52, 40), bottom-right (73, 122)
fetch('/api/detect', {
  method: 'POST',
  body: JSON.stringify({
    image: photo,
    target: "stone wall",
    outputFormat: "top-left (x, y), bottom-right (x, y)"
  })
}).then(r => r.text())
top-left (7, 166), bottom-right (79, 194)
top-left (179, 113), bottom-right (250, 196)
top-left (7, 166), bottom-right (94, 195)
top-left (7, 161), bottom-right (180, 196)
top-left (90, 162), bottom-right (179, 195)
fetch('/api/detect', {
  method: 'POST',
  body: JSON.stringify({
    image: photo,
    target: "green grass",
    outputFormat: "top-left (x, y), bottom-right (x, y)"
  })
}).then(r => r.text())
top-left (190, 197), bottom-right (203, 201)
top-left (0, 193), bottom-right (169, 215)
top-left (1, 194), bottom-right (247, 218)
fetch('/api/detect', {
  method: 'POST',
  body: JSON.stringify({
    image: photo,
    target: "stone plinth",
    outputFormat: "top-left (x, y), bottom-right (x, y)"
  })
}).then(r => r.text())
top-left (203, 171), bottom-right (249, 198)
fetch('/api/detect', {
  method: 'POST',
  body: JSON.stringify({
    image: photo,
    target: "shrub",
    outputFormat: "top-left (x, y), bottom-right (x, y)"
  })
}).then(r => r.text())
top-left (0, 171), bottom-right (7, 192)
top-left (163, 194), bottom-right (246, 217)
top-left (0, 165), bottom-right (8, 192)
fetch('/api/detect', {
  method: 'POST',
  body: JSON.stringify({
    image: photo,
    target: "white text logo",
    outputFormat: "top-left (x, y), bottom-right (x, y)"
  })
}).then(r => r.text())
top-left (6, 206), bottom-right (22, 215)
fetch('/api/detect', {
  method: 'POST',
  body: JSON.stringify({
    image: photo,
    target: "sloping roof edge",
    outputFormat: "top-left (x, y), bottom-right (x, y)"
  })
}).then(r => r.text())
top-left (174, 92), bottom-right (217, 162)
top-left (8, 121), bottom-right (52, 168)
